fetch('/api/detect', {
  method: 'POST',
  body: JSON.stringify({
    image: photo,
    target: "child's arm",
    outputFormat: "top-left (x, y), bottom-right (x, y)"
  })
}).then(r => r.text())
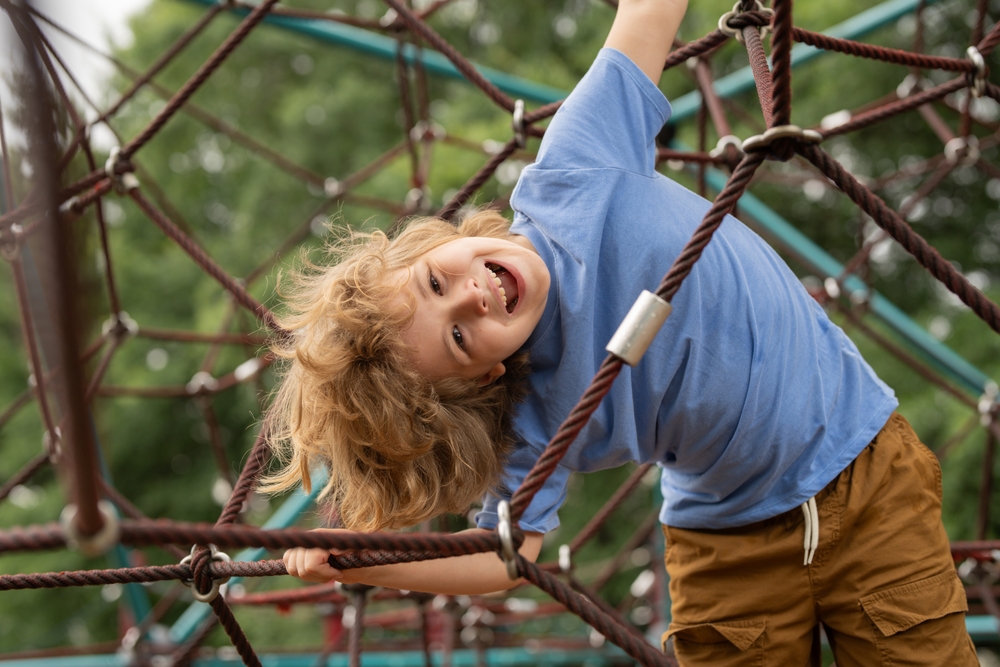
top-left (283, 529), bottom-right (544, 596)
top-left (604, 0), bottom-right (688, 84)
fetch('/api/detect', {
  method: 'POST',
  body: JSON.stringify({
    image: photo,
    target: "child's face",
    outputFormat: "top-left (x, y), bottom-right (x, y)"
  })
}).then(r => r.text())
top-left (397, 235), bottom-right (550, 384)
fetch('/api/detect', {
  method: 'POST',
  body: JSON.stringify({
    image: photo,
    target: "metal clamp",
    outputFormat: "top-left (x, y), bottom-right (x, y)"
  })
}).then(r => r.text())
top-left (980, 381), bottom-right (999, 427)
top-left (606, 290), bottom-right (672, 366)
top-left (742, 124), bottom-right (823, 153)
top-left (43, 427), bottom-right (63, 463)
top-left (180, 544), bottom-right (232, 603)
top-left (558, 544), bottom-right (572, 574)
top-left (967, 46), bottom-right (987, 99)
top-left (496, 501), bottom-right (519, 580)
top-left (511, 100), bottom-right (526, 149)
top-left (409, 120), bottom-right (446, 143)
top-left (0, 223), bottom-right (22, 260)
top-left (709, 134), bottom-right (744, 159)
top-left (944, 135), bottom-right (980, 166)
top-left (324, 177), bottom-right (343, 198)
top-left (718, 1), bottom-right (774, 45)
top-left (186, 371), bottom-right (219, 395)
top-left (104, 147), bottom-right (139, 194)
top-left (60, 500), bottom-right (120, 557)
top-left (404, 186), bottom-right (431, 214)
top-left (101, 311), bottom-right (139, 339)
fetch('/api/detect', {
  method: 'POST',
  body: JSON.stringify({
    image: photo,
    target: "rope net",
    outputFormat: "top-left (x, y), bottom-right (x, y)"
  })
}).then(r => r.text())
top-left (1, 0), bottom-right (1000, 665)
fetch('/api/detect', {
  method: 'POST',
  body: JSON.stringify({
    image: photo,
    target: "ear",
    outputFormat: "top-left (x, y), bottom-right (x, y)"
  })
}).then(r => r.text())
top-left (477, 362), bottom-right (506, 386)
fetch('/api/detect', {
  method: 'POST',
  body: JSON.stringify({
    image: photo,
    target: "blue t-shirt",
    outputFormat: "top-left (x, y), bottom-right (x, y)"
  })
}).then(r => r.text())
top-left (477, 49), bottom-right (897, 533)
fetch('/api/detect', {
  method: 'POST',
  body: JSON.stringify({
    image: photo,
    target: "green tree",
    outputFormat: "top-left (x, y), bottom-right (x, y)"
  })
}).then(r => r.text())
top-left (1, 0), bottom-right (999, 654)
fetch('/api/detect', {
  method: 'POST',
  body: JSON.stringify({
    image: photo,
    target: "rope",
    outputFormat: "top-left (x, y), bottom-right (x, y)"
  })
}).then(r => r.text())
top-left (799, 143), bottom-right (1000, 334)
top-left (2, 0), bottom-right (1000, 663)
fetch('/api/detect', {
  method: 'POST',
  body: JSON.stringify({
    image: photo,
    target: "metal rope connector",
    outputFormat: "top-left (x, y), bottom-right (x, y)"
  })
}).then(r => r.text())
top-left (496, 500), bottom-right (519, 580)
top-left (186, 371), bottom-right (219, 395)
top-left (558, 544), bottom-right (572, 575)
top-left (718, 1), bottom-right (774, 45)
top-left (0, 223), bottom-right (23, 260)
top-left (944, 135), bottom-right (980, 167)
top-left (60, 500), bottom-right (120, 557)
top-left (967, 46), bottom-right (987, 98)
top-left (104, 147), bottom-right (140, 194)
top-left (324, 177), bottom-right (343, 198)
top-left (101, 311), bottom-right (139, 339)
top-left (43, 426), bottom-right (63, 464)
top-left (742, 124), bottom-right (823, 153)
top-left (409, 120), bottom-right (446, 143)
top-left (980, 381), bottom-right (999, 427)
top-left (709, 134), bottom-right (744, 160)
top-left (511, 100), bottom-right (526, 149)
top-left (181, 544), bottom-right (232, 603)
top-left (606, 290), bottom-right (672, 366)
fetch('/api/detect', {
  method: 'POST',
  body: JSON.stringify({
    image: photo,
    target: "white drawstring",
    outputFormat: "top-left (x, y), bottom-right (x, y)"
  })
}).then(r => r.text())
top-left (801, 496), bottom-right (819, 566)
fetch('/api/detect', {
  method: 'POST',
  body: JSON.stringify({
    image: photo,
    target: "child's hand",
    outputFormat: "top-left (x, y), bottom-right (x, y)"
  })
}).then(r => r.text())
top-left (283, 528), bottom-right (354, 583)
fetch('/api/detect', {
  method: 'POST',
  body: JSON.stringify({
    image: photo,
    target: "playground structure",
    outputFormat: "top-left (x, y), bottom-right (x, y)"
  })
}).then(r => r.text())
top-left (1, 0), bottom-right (1000, 665)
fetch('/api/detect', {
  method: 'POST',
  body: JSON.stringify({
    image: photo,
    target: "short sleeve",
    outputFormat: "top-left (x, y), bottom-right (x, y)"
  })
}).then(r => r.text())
top-left (476, 442), bottom-right (573, 534)
top-left (530, 48), bottom-right (672, 176)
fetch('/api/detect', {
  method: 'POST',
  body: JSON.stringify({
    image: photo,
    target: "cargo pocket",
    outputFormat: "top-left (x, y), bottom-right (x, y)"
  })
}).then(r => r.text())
top-left (860, 570), bottom-right (974, 665)
top-left (665, 619), bottom-right (765, 667)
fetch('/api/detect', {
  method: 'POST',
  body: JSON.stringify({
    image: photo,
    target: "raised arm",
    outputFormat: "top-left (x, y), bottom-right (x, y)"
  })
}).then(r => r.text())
top-left (604, 0), bottom-right (688, 84)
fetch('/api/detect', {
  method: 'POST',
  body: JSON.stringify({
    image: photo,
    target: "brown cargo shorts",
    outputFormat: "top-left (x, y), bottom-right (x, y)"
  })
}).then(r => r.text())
top-left (662, 413), bottom-right (978, 667)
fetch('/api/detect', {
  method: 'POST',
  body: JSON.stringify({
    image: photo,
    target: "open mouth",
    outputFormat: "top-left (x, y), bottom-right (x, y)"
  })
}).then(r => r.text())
top-left (486, 262), bottom-right (519, 313)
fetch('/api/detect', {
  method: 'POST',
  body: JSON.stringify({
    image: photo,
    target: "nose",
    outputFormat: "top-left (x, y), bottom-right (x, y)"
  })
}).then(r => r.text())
top-left (454, 277), bottom-right (487, 315)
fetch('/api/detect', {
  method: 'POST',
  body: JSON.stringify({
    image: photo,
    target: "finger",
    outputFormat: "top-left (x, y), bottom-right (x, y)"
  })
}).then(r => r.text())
top-left (283, 548), bottom-right (299, 578)
top-left (304, 550), bottom-right (338, 580)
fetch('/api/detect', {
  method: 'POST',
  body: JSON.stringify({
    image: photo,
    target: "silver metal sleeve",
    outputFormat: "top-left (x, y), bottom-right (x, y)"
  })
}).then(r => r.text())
top-left (605, 290), bottom-right (672, 366)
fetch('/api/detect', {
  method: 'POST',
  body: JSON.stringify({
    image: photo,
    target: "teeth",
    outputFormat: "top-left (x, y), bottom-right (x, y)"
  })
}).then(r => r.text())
top-left (487, 266), bottom-right (506, 306)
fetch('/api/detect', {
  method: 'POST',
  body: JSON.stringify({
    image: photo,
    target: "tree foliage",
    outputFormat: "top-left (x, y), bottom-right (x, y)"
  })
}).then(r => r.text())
top-left (1, 0), bottom-right (999, 652)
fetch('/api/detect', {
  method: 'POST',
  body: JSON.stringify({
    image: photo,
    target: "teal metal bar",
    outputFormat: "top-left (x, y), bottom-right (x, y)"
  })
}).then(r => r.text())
top-left (0, 645), bottom-right (633, 667)
top-left (181, 0), bottom-right (935, 115)
top-left (170, 0), bottom-right (990, 394)
top-left (168, 468), bottom-right (327, 644)
top-left (180, 0), bottom-right (566, 104)
top-left (669, 0), bottom-right (939, 123)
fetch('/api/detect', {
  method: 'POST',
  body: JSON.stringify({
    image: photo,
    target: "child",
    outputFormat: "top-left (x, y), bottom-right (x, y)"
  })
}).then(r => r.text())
top-left (274, 0), bottom-right (978, 663)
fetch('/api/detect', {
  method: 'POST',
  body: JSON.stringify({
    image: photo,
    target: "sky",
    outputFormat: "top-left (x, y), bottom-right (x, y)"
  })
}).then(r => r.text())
top-left (1, 0), bottom-right (153, 147)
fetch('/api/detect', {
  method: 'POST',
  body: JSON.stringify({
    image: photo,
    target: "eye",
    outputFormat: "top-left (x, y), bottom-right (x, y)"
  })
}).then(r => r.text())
top-left (429, 271), bottom-right (441, 295)
top-left (452, 326), bottom-right (465, 350)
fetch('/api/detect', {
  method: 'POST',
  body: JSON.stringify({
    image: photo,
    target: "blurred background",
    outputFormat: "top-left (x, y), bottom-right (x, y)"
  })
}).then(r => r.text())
top-left (1, 0), bottom-right (999, 660)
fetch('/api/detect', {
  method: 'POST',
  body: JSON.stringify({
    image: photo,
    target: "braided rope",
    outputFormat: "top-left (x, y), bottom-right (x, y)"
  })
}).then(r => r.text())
top-left (793, 27), bottom-right (976, 71)
top-left (518, 556), bottom-right (674, 666)
top-left (799, 143), bottom-right (1000, 334)
top-left (120, 0), bottom-right (281, 160)
top-left (127, 188), bottom-right (284, 337)
top-left (2, 0), bottom-right (1000, 663)
top-left (769, 0), bottom-right (794, 127)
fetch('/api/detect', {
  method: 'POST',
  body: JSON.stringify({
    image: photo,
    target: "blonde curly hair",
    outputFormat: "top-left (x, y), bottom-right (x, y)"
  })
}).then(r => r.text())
top-left (260, 210), bottom-right (530, 532)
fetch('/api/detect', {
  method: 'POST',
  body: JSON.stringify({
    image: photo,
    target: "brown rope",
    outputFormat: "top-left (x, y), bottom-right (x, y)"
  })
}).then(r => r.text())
top-left (799, 143), bottom-right (1000, 334)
